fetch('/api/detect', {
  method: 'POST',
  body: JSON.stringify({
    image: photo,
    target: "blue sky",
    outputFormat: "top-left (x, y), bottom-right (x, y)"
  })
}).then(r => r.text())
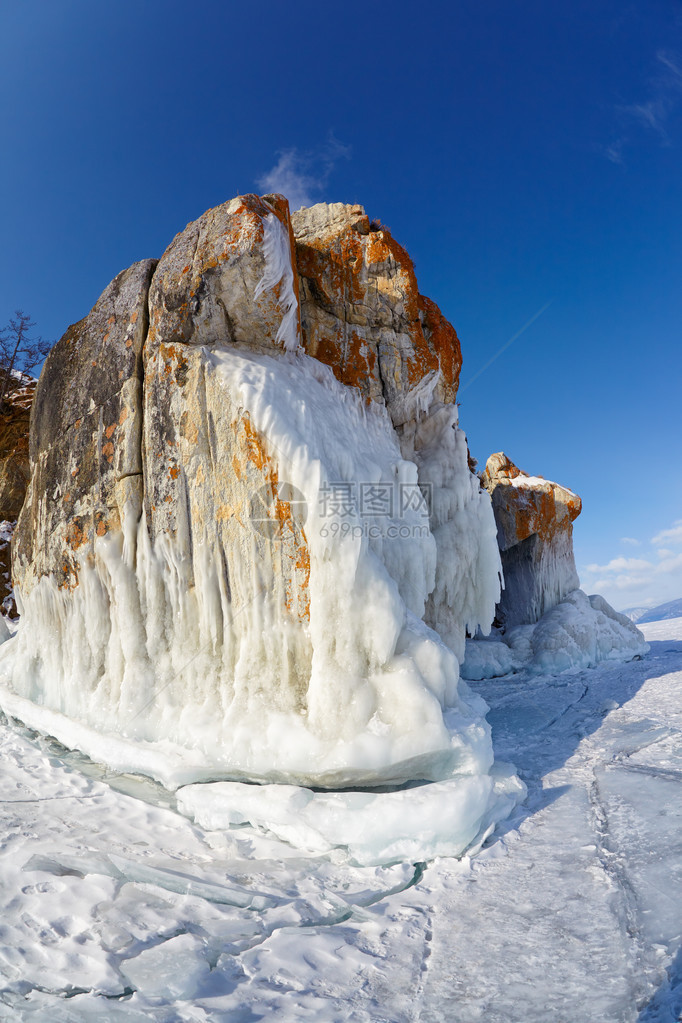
top-left (1, 0), bottom-right (680, 609)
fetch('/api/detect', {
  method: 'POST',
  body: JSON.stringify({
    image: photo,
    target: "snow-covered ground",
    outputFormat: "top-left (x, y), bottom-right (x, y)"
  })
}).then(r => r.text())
top-left (0, 617), bottom-right (680, 1021)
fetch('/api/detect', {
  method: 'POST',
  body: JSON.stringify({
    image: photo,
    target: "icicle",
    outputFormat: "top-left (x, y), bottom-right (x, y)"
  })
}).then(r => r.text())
top-left (254, 213), bottom-right (299, 352)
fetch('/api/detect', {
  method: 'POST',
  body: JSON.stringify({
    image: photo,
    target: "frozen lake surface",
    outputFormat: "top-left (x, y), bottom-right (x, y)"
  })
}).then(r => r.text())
top-left (0, 616), bottom-right (680, 1021)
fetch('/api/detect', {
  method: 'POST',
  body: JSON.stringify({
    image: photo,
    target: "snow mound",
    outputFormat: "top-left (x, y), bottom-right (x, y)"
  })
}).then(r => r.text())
top-left (461, 589), bottom-right (648, 680)
top-left (458, 635), bottom-right (515, 681)
top-left (177, 765), bottom-right (525, 867)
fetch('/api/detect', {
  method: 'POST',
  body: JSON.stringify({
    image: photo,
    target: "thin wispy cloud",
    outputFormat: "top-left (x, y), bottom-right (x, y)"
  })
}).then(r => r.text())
top-left (605, 140), bottom-right (625, 165)
top-left (257, 135), bottom-right (351, 212)
top-left (586, 556), bottom-right (652, 574)
top-left (606, 48), bottom-right (682, 161)
top-left (620, 536), bottom-right (641, 546)
top-left (657, 50), bottom-right (682, 83)
top-left (652, 519), bottom-right (682, 546)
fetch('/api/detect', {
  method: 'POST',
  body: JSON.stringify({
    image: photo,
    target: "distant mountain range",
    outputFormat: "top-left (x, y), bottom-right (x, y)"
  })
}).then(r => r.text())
top-left (621, 598), bottom-right (682, 624)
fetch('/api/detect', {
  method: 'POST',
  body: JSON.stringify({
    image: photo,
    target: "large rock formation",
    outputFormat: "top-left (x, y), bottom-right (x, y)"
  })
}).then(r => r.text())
top-left (1, 194), bottom-right (506, 799)
top-left (481, 452), bottom-right (582, 627)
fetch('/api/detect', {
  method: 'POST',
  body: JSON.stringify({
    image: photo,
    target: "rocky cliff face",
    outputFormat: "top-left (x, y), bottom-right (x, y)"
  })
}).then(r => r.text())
top-left (480, 452), bottom-right (582, 627)
top-left (15, 261), bottom-right (155, 592)
top-left (292, 203), bottom-right (461, 424)
top-left (0, 380), bottom-right (35, 520)
top-left (0, 379), bottom-right (36, 615)
top-left (4, 194), bottom-right (503, 790)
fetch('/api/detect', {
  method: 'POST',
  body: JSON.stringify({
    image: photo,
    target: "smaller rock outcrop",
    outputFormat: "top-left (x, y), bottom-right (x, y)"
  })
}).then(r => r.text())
top-left (0, 379), bottom-right (35, 519)
top-left (0, 378), bottom-right (36, 615)
top-left (481, 452), bottom-right (582, 627)
top-left (460, 453), bottom-right (648, 680)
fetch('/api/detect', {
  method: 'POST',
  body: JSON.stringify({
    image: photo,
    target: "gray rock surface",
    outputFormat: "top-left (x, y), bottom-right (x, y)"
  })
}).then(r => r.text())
top-left (481, 452), bottom-right (582, 627)
top-left (13, 259), bottom-right (156, 594)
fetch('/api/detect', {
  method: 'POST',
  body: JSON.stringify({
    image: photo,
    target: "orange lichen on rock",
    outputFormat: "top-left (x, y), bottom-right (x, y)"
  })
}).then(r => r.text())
top-left (239, 413), bottom-right (269, 474)
top-left (65, 518), bottom-right (88, 550)
top-left (419, 295), bottom-right (462, 403)
top-left (158, 343), bottom-right (189, 382)
top-left (292, 202), bottom-right (462, 419)
top-left (481, 452), bottom-right (581, 550)
top-left (232, 411), bottom-right (311, 623)
top-left (285, 542), bottom-right (311, 621)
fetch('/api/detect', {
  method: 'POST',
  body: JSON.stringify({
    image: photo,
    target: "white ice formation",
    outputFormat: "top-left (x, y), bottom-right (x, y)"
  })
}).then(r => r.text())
top-left (461, 589), bottom-right (649, 680)
top-left (254, 213), bottom-right (300, 352)
top-left (0, 345), bottom-right (507, 810)
top-left (176, 763), bottom-right (525, 867)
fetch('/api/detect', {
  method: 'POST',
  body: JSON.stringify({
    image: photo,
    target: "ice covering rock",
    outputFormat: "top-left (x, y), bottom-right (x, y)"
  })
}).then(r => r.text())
top-left (2, 194), bottom-right (508, 804)
top-left (481, 452), bottom-right (582, 627)
top-left (293, 203), bottom-right (500, 660)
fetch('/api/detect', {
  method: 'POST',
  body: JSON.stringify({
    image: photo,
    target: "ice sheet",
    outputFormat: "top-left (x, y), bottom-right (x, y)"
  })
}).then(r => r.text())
top-left (0, 617), bottom-right (680, 1020)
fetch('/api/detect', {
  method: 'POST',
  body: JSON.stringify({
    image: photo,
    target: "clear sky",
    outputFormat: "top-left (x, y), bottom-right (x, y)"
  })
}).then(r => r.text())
top-left (1, 0), bottom-right (680, 610)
